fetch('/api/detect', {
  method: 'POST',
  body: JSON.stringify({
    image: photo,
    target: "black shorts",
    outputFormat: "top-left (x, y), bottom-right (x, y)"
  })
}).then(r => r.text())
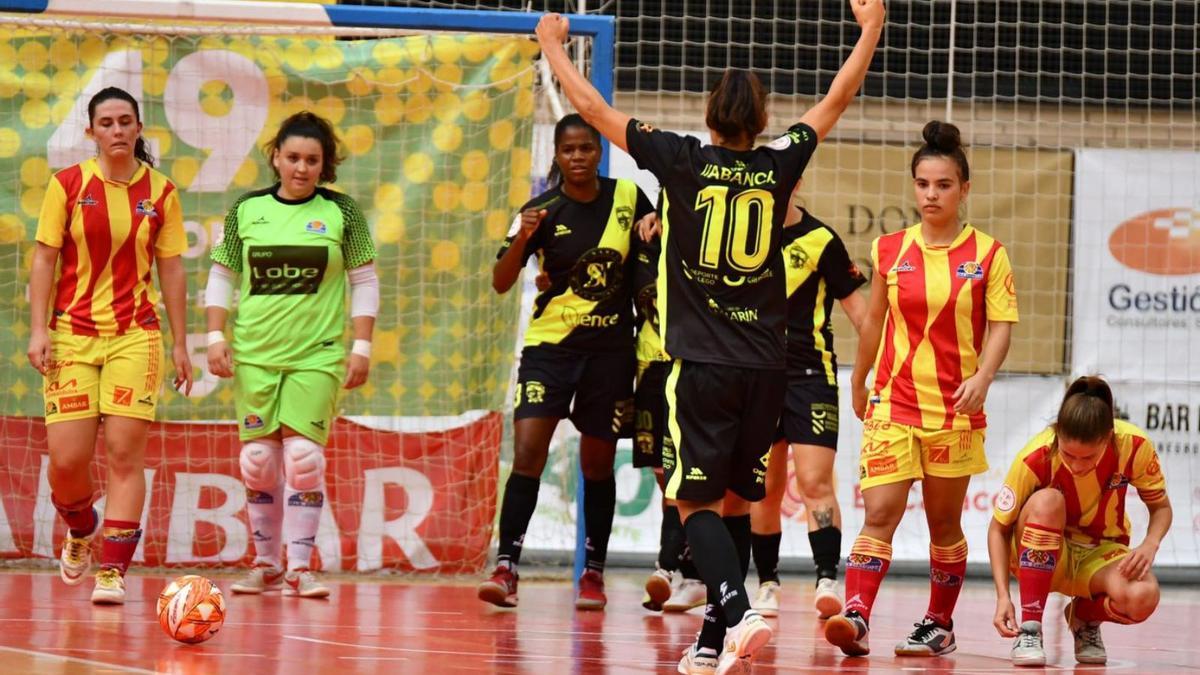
top-left (513, 344), bottom-right (635, 441)
top-left (662, 360), bottom-right (786, 503)
top-left (775, 376), bottom-right (840, 450)
top-left (633, 360), bottom-right (670, 468)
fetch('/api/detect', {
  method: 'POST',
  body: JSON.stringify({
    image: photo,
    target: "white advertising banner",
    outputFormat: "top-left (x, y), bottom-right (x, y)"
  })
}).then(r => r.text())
top-left (1072, 149), bottom-right (1200, 383)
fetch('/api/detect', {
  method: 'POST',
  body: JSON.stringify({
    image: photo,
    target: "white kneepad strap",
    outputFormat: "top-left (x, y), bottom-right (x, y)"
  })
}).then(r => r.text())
top-left (283, 437), bottom-right (326, 491)
top-left (239, 440), bottom-right (283, 490)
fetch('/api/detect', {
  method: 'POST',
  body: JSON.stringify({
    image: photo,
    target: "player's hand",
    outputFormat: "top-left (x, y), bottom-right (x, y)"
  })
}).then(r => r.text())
top-left (952, 373), bottom-right (991, 415)
top-left (536, 13), bottom-right (570, 44)
top-left (517, 208), bottom-right (547, 242)
top-left (636, 212), bottom-right (661, 242)
top-left (343, 353), bottom-right (370, 390)
top-left (206, 342), bottom-right (234, 379)
top-left (851, 380), bottom-right (869, 420)
top-left (26, 329), bottom-right (51, 375)
top-left (1118, 540), bottom-right (1158, 581)
top-left (171, 342), bottom-right (193, 396)
top-left (534, 271), bottom-right (552, 292)
top-left (850, 0), bottom-right (885, 32)
top-left (993, 596), bottom-right (1019, 638)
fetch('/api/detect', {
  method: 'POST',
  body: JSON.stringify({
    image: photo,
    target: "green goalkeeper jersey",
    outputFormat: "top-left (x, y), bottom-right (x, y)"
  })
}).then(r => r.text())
top-left (210, 185), bottom-right (376, 370)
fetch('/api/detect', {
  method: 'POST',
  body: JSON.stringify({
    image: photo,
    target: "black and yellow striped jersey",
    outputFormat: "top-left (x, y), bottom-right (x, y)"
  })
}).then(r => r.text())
top-left (633, 233), bottom-right (669, 363)
top-left (496, 177), bottom-right (654, 351)
top-left (781, 209), bottom-right (866, 384)
top-left (624, 119), bottom-right (819, 369)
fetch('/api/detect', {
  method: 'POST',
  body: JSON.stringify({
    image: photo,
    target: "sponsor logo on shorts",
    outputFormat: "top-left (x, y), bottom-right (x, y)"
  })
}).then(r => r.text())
top-left (929, 445), bottom-right (951, 464)
top-left (866, 456), bottom-right (898, 477)
top-left (287, 491), bottom-right (325, 507)
top-left (45, 402), bottom-right (58, 415)
top-left (811, 403), bottom-right (838, 436)
top-left (930, 569), bottom-right (963, 587)
top-left (1102, 547), bottom-right (1127, 562)
top-left (1105, 473), bottom-right (1130, 490)
top-left (311, 419), bottom-right (326, 431)
top-left (305, 220), bottom-right (327, 234)
top-left (112, 386), bottom-right (133, 406)
top-left (846, 554), bottom-right (883, 572)
top-left (956, 260), bottom-right (984, 280)
top-left (243, 414), bottom-right (265, 429)
top-left (996, 485), bottom-right (1017, 513)
top-left (686, 467), bottom-right (706, 481)
top-left (522, 381), bottom-right (546, 405)
top-left (59, 394), bottom-right (90, 413)
top-left (1018, 548), bottom-right (1057, 571)
top-left (46, 378), bottom-right (78, 395)
top-left (863, 419), bottom-right (891, 433)
top-left (137, 394), bottom-right (154, 407)
top-left (245, 489), bottom-right (274, 505)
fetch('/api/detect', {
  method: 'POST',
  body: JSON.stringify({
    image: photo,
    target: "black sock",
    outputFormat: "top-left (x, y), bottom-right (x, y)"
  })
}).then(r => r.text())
top-left (751, 532), bottom-right (782, 585)
top-left (685, 510), bottom-right (751, 626)
top-left (809, 525), bottom-right (842, 581)
top-left (583, 476), bottom-right (616, 573)
top-left (497, 473), bottom-right (540, 569)
top-left (698, 587), bottom-right (726, 651)
top-left (723, 513), bottom-right (752, 579)
top-left (679, 545), bottom-right (700, 579)
top-left (658, 505), bottom-right (686, 572)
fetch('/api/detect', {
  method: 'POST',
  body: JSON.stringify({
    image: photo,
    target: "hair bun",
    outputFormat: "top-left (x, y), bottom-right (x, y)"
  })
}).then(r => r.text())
top-left (921, 120), bottom-right (962, 153)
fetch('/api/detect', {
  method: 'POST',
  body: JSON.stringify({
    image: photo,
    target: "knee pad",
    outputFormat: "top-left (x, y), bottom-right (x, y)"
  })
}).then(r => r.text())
top-left (283, 436), bottom-right (325, 491)
top-left (239, 440), bottom-right (283, 490)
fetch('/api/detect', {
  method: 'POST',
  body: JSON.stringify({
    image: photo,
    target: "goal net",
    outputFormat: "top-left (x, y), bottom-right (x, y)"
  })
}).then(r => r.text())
top-left (0, 1), bottom-right (589, 574)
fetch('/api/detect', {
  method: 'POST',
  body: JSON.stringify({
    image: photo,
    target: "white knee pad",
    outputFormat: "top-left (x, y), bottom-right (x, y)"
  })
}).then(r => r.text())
top-left (283, 436), bottom-right (325, 491)
top-left (239, 440), bottom-right (283, 490)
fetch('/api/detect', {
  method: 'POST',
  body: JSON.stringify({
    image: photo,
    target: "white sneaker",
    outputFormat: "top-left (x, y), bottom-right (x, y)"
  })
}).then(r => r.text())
top-left (894, 617), bottom-right (957, 656)
top-left (1011, 620), bottom-right (1046, 667)
top-left (230, 564), bottom-right (284, 594)
top-left (814, 577), bottom-right (842, 619)
top-left (284, 569), bottom-right (330, 598)
top-left (676, 642), bottom-right (719, 675)
top-left (664, 578), bottom-right (707, 612)
top-left (716, 610), bottom-right (772, 675)
top-left (643, 568), bottom-right (673, 611)
top-left (1068, 604), bottom-right (1107, 665)
top-left (59, 530), bottom-right (94, 586)
top-left (751, 581), bottom-right (780, 617)
top-left (90, 568), bottom-right (125, 605)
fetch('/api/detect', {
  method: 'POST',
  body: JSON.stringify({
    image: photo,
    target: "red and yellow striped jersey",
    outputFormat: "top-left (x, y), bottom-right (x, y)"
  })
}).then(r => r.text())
top-left (993, 419), bottom-right (1168, 546)
top-left (867, 224), bottom-right (1018, 430)
top-left (36, 158), bottom-right (185, 336)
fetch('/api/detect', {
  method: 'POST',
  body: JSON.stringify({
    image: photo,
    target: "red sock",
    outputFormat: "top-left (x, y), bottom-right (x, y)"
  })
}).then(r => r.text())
top-left (1073, 595), bottom-right (1137, 625)
top-left (927, 539), bottom-right (968, 627)
top-left (844, 535), bottom-right (892, 623)
top-left (51, 492), bottom-right (98, 537)
top-left (99, 519), bottom-right (142, 576)
top-left (1017, 522), bottom-right (1062, 623)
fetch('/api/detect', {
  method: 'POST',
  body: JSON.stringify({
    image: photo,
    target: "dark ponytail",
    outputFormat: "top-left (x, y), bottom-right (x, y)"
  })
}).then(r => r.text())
top-left (87, 87), bottom-right (154, 167)
top-left (911, 120), bottom-right (968, 181)
top-left (546, 112), bottom-right (601, 189)
top-left (1054, 376), bottom-right (1115, 444)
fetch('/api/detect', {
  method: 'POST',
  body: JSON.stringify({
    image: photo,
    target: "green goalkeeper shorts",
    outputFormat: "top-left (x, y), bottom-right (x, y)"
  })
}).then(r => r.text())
top-left (233, 362), bottom-right (342, 445)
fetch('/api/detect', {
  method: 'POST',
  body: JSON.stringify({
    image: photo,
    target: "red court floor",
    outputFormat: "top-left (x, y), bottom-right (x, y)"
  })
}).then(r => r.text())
top-left (0, 569), bottom-right (1197, 673)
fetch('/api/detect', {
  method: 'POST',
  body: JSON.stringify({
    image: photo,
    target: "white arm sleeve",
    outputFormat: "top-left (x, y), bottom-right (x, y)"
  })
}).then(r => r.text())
top-left (204, 264), bottom-right (237, 309)
top-left (348, 262), bottom-right (380, 318)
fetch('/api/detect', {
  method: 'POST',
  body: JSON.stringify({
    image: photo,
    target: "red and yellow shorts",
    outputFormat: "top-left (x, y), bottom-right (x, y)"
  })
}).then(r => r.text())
top-left (857, 418), bottom-right (988, 489)
top-left (1009, 536), bottom-right (1130, 599)
top-left (43, 329), bottom-right (164, 424)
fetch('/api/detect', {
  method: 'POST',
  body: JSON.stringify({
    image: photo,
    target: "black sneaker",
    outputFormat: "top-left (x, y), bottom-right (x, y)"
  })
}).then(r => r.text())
top-left (894, 617), bottom-right (957, 656)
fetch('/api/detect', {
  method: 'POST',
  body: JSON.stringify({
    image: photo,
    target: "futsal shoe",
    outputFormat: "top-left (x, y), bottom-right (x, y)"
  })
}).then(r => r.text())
top-left (575, 570), bottom-right (607, 610)
top-left (1011, 620), bottom-right (1046, 667)
top-left (894, 617), bottom-right (957, 656)
top-left (90, 567), bottom-right (125, 605)
top-left (676, 642), bottom-right (719, 675)
top-left (284, 569), bottom-right (331, 598)
top-left (477, 565), bottom-right (519, 608)
top-left (716, 610), bottom-right (772, 674)
top-left (643, 567), bottom-right (673, 611)
top-left (751, 580), bottom-right (780, 617)
top-left (1067, 603), bottom-right (1107, 664)
top-left (58, 521), bottom-right (95, 586)
top-left (824, 611), bottom-right (870, 656)
top-left (814, 577), bottom-right (843, 619)
top-left (230, 564), bottom-right (284, 594)
top-left (664, 578), bottom-right (707, 612)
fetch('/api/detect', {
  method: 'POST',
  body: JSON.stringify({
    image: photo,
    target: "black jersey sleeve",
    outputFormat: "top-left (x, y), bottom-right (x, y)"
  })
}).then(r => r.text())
top-left (495, 192), bottom-right (557, 263)
top-left (634, 185), bottom-right (655, 221)
top-left (816, 227), bottom-right (867, 300)
top-left (625, 118), bottom-right (692, 178)
top-left (763, 122), bottom-right (821, 187)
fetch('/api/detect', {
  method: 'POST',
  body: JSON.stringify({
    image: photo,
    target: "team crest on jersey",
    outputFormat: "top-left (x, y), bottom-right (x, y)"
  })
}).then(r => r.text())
top-left (79, 194), bottom-right (98, 207)
top-left (1105, 473), bottom-right (1130, 490)
top-left (956, 261), bottom-right (984, 279)
top-left (570, 247), bottom-right (624, 301)
top-left (135, 199), bottom-right (156, 217)
top-left (615, 206), bottom-right (634, 231)
top-left (637, 121), bottom-right (655, 133)
top-left (893, 260), bottom-right (916, 273)
top-left (243, 413), bottom-right (264, 429)
top-left (306, 220), bottom-right (327, 234)
top-left (787, 244), bottom-right (809, 269)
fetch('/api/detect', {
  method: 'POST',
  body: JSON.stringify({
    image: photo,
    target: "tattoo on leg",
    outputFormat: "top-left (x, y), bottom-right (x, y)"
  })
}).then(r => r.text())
top-left (813, 507), bottom-right (834, 529)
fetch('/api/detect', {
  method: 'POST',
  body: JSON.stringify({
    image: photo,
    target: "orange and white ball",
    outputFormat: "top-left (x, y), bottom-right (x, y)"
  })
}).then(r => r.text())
top-left (157, 575), bottom-right (226, 644)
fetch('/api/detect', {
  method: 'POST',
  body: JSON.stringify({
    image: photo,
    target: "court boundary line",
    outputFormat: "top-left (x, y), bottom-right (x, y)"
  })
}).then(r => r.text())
top-left (0, 644), bottom-right (158, 674)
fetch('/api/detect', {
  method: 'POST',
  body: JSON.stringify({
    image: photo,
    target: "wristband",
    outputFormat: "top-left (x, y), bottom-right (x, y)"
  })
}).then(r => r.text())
top-left (206, 330), bottom-right (226, 347)
top-left (351, 339), bottom-right (372, 358)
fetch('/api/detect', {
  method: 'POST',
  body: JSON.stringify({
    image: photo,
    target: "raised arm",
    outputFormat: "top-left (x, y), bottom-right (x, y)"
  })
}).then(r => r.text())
top-left (799, 0), bottom-right (885, 141)
top-left (536, 14), bottom-right (631, 153)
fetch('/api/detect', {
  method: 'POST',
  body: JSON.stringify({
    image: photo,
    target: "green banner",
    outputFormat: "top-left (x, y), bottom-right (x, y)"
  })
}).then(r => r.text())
top-left (0, 29), bottom-right (535, 418)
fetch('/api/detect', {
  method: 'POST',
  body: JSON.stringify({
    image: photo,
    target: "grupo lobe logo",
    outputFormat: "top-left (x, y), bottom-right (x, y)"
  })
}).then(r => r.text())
top-left (1105, 208), bottom-right (1200, 325)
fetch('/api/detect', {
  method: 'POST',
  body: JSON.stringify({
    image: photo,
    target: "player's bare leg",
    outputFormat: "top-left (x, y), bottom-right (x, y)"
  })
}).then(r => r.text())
top-left (794, 442), bottom-right (843, 619)
top-left (92, 415), bottom-right (151, 604)
top-left (47, 417), bottom-right (101, 586)
top-left (749, 440), bottom-right (787, 617)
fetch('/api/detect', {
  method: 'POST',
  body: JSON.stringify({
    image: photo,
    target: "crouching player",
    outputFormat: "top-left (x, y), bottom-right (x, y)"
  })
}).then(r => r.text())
top-left (988, 376), bottom-right (1171, 666)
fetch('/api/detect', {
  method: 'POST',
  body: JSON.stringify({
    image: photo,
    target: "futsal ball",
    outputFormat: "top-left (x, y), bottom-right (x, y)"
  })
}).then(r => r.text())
top-left (157, 575), bottom-right (226, 644)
